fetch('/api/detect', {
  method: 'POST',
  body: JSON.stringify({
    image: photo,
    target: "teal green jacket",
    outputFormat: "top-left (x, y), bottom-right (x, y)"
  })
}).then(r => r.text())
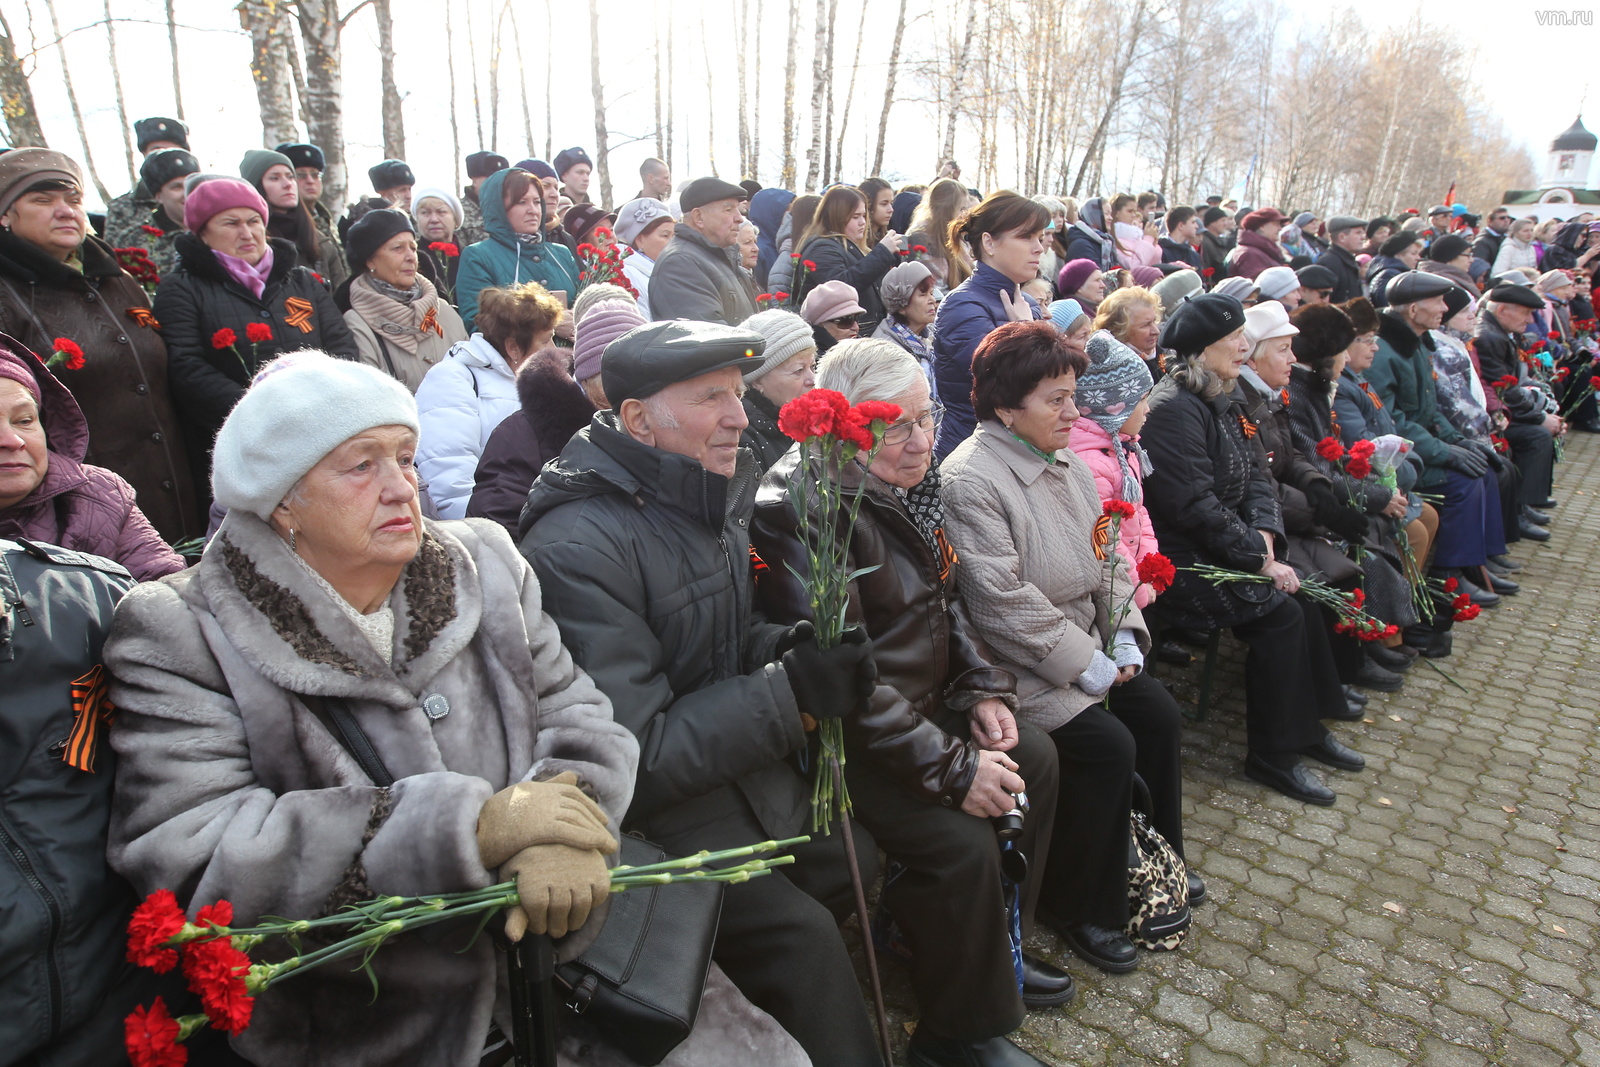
top-left (1364, 309), bottom-right (1461, 490)
top-left (456, 168), bottom-right (581, 330)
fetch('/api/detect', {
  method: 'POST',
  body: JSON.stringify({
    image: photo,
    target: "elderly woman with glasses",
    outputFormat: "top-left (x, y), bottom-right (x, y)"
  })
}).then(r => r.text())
top-left (940, 320), bottom-right (1194, 977)
top-left (750, 337), bottom-right (1073, 1067)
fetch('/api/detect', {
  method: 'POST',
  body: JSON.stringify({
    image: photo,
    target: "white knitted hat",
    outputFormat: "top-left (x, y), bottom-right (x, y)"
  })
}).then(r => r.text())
top-left (212, 351), bottom-right (420, 521)
top-left (738, 309), bottom-right (816, 383)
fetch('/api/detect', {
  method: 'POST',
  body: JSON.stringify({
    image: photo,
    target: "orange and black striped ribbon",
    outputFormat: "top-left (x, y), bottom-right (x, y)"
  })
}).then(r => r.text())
top-left (63, 664), bottom-right (116, 773)
top-left (126, 307), bottom-right (160, 329)
top-left (1090, 515), bottom-right (1112, 561)
top-left (284, 297), bottom-right (315, 333)
top-left (933, 527), bottom-right (960, 582)
top-left (419, 306), bottom-right (442, 336)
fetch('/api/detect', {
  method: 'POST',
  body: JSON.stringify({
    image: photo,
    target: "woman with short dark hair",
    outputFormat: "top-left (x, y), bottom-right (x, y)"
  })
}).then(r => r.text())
top-left (931, 191), bottom-right (1051, 457)
top-left (942, 319), bottom-right (1196, 975)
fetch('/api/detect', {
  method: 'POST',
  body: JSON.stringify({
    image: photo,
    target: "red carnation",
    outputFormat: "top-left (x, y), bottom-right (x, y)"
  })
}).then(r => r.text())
top-left (1494, 374), bottom-right (1518, 389)
top-left (774, 291), bottom-right (790, 301)
top-left (835, 410), bottom-right (876, 451)
top-left (1137, 552), bottom-right (1176, 593)
top-left (1349, 439), bottom-right (1376, 460)
top-left (592, 226), bottom-right (614, 239)
top-left (1102, 499), bottom-right (1137, 519)
top-left (211, 328), bottom-right (237, 349)
top-left (141, 224), bottom-right (164, 236)
top-left (1349, 588), bottom-right (1366, 608)
top-left (1454, 602), bottom-right (1481, 622)
top-left (577, 243), bottom-right (597, 257)
top-left (1201, 267), bottom-right (1215, 278)
top-left (1443, 576), bottom-right (1459, 593)
top-left (245, 322), bottom-right (273, 344)
top-left (1315, 436), bottom-right (1345, 462)
top-left (125, 997), bottom-right (187, 1067)
top-left (1346, 457), bottom-right (1372, 480)
top-left (756, 293), bottom-right (773, 303)
top-left (182, 937), bottom-right (254, 1035)
top-left (912, 245), bottom-right (928, 254)
top-left (790, 252), bottom-right (801, 260)
top-left (802, 260), bottom-right (817, 271)
top-left (429, 241), bottom-right (460, 257)
top-left (50, 337), bottom-right (86, 371)
top-left (127, 889), bottom-right (186, 973)
top-left (778, 389), bottom-right (851, 442)
top-left (852, 400), bottom-right (903, 426)
top-left (1550, 332), bottom-right (1561, 341)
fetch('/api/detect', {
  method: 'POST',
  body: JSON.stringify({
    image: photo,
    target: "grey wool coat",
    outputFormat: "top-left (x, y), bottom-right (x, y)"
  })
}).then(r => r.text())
top-left (101, 512), bottom-right (640, 1067)
top-left (940, 421), bottom-right (1150, 732)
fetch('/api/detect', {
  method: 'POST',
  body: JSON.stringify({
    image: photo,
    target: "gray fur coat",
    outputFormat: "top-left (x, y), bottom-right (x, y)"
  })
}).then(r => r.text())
top-left (102, 512), bottom-right (643, 1066)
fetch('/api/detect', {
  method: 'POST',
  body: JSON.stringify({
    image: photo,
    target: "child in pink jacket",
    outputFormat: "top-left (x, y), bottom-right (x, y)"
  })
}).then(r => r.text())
top-left (1068, 331), bottom-right (1160, 608)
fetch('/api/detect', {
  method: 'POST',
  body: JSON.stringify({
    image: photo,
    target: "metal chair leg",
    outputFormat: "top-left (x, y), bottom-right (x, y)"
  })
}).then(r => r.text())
top-left (1191, 629), bottom-right (1223, 722)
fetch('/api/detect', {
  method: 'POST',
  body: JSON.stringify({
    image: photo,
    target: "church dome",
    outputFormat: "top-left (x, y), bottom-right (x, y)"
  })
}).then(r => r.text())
top-left (1553, 116), bottom-right (1598, 152)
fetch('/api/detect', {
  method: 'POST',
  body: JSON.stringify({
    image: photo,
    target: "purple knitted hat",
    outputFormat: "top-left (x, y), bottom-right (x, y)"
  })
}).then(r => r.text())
top-left (1056, 258), bottom-right (1100, 297)
top-left (573, 298), bottom-right (647, 381)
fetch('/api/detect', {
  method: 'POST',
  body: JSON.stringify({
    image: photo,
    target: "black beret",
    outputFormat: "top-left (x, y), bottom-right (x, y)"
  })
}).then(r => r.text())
top-left (466, 151), bottom-right (509, 179)
top-left (1158, 292), bottom-right (1247, 355)
top-left (345, 208), bottom-right (415, 272)
top-left (139, 148), bottom-right (199, 194)
top-left (679, 176), bottom-right (749, 214)
top-left (368, 159), bottom-right (415, 191)
top-left (1202, 206), bottom-right (1228, 226)
top-left (1366, 216), bottom-right (1395, 239)
top-left (1383, 271), bottom-right (1454, 306)
top-left (1295, 264), bottom-right (1338, 289)
top-left (1487, 283), bottom-right (1545, 310)
top-left (1427, 233), bottom-right (1469, 263)
top-left (602, 320), bottom-right (766, 405)
top-left (274, 143), bottom-right (324, 172)
top-left (134, 116), bottom-right (189, 152)
top-left (1379, 231), bottom-right (1421, 258)
top-left (554, 147), bottom-right (593, 177)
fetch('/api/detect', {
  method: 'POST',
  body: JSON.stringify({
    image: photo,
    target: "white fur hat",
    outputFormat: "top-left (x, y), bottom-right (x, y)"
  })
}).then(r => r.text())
top-left (212, 351), bottom-right (419, 521)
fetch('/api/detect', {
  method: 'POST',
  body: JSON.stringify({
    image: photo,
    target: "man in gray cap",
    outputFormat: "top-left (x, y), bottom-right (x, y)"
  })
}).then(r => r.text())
top-left (1315, 215), bottom-right (1367, 303)
top-left (102, 116), bottom-right (191, 243)
top-left (1473, 283), bottom-right (1561, 533)
top-left (649, 177), bottom-right (758, 324)
top-left (519, 320), bottom-right (883, 1067)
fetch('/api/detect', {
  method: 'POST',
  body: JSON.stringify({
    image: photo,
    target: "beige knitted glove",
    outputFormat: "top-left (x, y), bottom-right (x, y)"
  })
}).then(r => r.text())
top-left (500, 842), bottom-right (613, 941)
top-left (476, 771), bottom-right (616, 869)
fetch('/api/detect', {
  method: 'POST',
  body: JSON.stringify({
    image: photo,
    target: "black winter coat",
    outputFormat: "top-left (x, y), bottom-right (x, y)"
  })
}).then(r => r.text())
top-left (1140, 376), bottom-right (1285, 629)
top-left (740, 390), bottom-right (793, 472)
top-left (795, 234), bottom-right (899, 333)
top-left (1316, 245), bottom-right (1364, 304)
top-left (1159, 237), bottom-right (1200, 269)
top-left (518, 416), bottom-right (807, 840)
top-left (154, 234), bottom-right (357, 491)
top-left (466, 358), bottom-right (596, 532)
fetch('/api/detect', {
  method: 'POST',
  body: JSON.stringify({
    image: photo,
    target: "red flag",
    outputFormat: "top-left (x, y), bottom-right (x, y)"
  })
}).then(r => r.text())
top-left (1444, 181), bottom-right (1457, 207)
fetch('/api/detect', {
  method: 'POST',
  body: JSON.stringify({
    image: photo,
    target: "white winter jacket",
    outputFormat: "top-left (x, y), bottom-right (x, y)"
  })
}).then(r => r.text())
top-left (416, 334), bottom-right (522, 519)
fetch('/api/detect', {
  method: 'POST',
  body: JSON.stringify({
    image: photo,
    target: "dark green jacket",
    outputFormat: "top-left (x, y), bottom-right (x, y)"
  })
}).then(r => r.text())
top-left (1364, 310), bottom-right (1462, 489)
top-left (518, 414), bottom-right (806, 839)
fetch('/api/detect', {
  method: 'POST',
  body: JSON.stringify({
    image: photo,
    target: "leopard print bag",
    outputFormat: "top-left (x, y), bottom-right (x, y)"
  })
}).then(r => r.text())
top-left (1127, 778), bottom-right (1191, 951)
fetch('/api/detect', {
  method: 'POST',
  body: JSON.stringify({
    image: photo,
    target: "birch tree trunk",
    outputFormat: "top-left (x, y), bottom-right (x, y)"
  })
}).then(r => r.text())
top-left (284, 9), bottom-right (312, 132)
top-left (736, 0), bottom-right (750, 178)
top-left (654, 15), bottom-right (665, 159)
top-left (40, 0), bottom-right (110, 202)
top-left (241, 0), bottom-right (299, 146)
top-left (664, 0), bottom-right (674, 169)
top-left (804, 0), bottom-right (827, 190)
top-left (375, 0), bottom-right (405, 159)
top-left (870, 0), bottom-right (908, 178)
top-left (165, 0), bottom-right (183, 119)
top-left (588, 0), bottom-right (613, 206)
top-left (103, 3), bottom-right (135, 185)
top-left (1069, 0), bottom-right (1146, 197)
top-left (0, 8), bottom-right (45, 147)
top-left (488, 0), bottom-right (507, 151)
top-left (291, 0), bottom-right (349, 209)
top-left (940, 0), bottom-right (977, 169)
top-left (820, 0), bottom-right (837, 184)
top-left (510, 6), bottom-right (534, 156)
top-left (465, 0), bottom-right (484, 149)
top-left (751, 0), bottom-right (763, 182)
top-left (446, 0), bottom-right (461, 191)
top-left (832, 0), bottom-right (867, 179)
top-left (781, 0), bottom-right (799, 188)
top-left (700, 12), bottom-right (717, 175)
top-left (544, 0), bottom-right (553, 159)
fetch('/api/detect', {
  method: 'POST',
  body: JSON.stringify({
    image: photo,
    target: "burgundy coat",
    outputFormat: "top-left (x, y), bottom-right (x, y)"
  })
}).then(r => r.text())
top-left (0, 337), bottom-right (184, 582)
top-left (1228, 228), bottom-right (1287, 281)
top-left (467, 355), bottom-right (597, 532)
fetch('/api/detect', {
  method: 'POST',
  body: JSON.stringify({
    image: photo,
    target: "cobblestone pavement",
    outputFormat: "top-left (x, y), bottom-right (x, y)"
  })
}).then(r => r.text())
top-left (862, 434), bottom-right (1600, 1066)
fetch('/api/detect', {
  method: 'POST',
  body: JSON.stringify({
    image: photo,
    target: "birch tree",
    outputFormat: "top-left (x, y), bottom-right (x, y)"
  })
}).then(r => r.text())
top-left (870, 0), bottom-right (909, 178)
top-left (240, 0), bottom-right (298, 146)
top-left (940, 0), bottom-right (977, 169)
top-left (40, 0), bottom-right (109, 202)
top-left (588, 0), bottom-right (613, 206)
top-left (289, 0), bottom-right (356, 209)
top-left (804, 0), bottom-right (827, 189)
top-left (165, 0), bottom-right (183, 119)
top-left (0, 7), bottom-right (44, 147)
top-left (375, 0), bottom-right (405, 159)
top-left (781, 0), bottom-right (799, 188)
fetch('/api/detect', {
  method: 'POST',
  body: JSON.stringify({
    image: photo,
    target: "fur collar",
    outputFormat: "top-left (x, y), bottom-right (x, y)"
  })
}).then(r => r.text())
top-left (195, 509), bottom-right (483, 707)
top-left (1378, 308), bottom-right (1432, 359)
top-left (515, 354), bottom-right (597, 452)
top-left (0, 228), bottom-right (122, 287)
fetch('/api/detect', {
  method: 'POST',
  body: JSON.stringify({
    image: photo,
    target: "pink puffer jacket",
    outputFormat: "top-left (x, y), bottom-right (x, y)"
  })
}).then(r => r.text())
top-left (1067, 418), bottom-right (1159, 608)
top-left (0, 337), bottom-right (184, 581)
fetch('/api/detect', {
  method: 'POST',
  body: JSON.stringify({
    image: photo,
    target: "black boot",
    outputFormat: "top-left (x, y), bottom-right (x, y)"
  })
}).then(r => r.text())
top-left (908, 1032), bottom-right (1053, 1067)
top-left (1020, 954), bottom-right (1076, 1010)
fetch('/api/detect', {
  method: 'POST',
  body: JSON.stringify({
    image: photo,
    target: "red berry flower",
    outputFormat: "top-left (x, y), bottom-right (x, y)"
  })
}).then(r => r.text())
top-left (1454, 602), bottom-right (1481, 622)
top-left (774, 291), bottom-right (790, 301)
top-left (429, 241), bottom-right (461, 257)
top-left (127, 889), bottom-right (186, 973)
top-left (1315, 436), bottom-right (1345, 462)
top-left (211, 328), bottom-right (237, 349)
top-left (778, 389), bottom-right (851, 442)
top-left (1102, 499), bottom-right (1137, 519)
top-left (125, 996), bottom-right (187, 1067)
top-left (1137, 552), bottom-right (1176, 593)
top-left (245, 322), bottom-right (273, 344)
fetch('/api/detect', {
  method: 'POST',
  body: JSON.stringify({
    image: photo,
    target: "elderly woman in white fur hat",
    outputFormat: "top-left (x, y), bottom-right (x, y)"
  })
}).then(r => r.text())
top-left (100, 352), bottom-right (802, 1067)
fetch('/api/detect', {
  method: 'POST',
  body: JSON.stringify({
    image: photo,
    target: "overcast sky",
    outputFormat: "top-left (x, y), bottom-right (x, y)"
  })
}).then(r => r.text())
top-left (16, 0), bottom-right (1600, 209)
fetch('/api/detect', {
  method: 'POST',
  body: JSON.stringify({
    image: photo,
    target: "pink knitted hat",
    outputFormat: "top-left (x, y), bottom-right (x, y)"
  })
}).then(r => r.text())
top-left (184, 177), bottom-right (268, 234)
top-left (573, 298), bottom-right (647, 381)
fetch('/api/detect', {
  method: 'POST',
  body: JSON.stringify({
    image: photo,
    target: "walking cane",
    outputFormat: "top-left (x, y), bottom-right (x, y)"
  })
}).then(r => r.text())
top-left (833, 759), bottom-right (896, 1067)
top-left (507, 933), bottom-right (561, 1067)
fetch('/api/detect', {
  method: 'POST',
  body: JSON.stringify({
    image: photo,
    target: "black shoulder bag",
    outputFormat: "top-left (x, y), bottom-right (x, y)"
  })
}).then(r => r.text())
top-left (300, 694), bottom-right (722, 1067)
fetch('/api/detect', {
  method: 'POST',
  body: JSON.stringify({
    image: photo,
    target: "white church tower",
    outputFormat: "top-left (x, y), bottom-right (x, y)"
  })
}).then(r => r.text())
top-left (1542, 116), bottom-right (1597, 190)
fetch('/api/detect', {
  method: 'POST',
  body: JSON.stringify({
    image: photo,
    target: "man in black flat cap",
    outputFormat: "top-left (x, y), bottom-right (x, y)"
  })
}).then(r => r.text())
top-left (367, 158), bottom-right (415, 213)
top-left (519, 320), bottom-right (884, 1067)
top-left (459, 151), bottom-right (508, 247)
top-left (1474, 283), bottom-right (1562, 534)
top-left (1315, 216), bottom-right (1367, 303)
top-left (649, 177), bottom-right (759, 324)
top-left (276, 142), bottom-right (349, 288)
top-left (102, 116), bottom-right (191, 243)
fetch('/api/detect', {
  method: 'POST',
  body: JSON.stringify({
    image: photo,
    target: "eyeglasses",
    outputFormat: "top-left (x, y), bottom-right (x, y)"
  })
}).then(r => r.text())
top-left (829, 315), bottom-right (862, 329)
top-left (880, 402), bottom-right (944, 446)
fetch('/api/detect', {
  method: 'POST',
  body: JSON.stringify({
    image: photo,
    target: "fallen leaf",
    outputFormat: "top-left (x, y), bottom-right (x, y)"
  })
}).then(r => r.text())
top-left (1554, 925), bottom-right (1568, 934)
top-left (1383, 901), bottom-right (1404, 914)
top-left (1378, 797), bottom-right (1393, 806)
top-left (1363, 718), bottom-right (1376, 724)
top-left (1388, 715), bottom-right (1402, 722)
top-left (1557, 845), bottom-right (1568, 852)
top-left (903, 1022), bottom-right (916, 1037)
top-left (1502, 805), bottom-right (1518, 814)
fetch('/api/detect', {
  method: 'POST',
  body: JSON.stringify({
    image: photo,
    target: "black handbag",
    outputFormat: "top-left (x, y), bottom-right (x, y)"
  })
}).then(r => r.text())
top-left (300, 694), bottom-right (723, 1066)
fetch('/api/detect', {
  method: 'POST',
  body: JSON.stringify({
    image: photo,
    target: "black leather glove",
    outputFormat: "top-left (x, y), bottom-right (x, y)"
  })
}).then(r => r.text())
top-left (1445, 443), bottom-right (1489, 478)
top-left (780, 621), bottom-right (878, 722)
top-left (1466, 437), bottom-right (1510, 473)
top-left (1305, 481), bottom-right (1370, 543)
